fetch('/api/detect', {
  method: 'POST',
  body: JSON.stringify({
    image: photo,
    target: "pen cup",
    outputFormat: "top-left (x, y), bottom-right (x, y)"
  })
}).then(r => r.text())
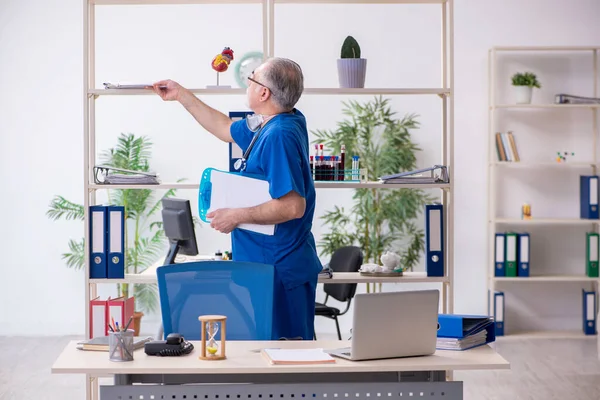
top-left (109, 329), bottom-right (135, 362)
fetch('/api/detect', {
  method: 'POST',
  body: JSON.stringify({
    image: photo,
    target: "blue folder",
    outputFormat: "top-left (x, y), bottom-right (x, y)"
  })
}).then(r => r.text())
top-left (437, 314), bottom-right (496, 340)
top-left (580, 175), bottom-right (599, 219)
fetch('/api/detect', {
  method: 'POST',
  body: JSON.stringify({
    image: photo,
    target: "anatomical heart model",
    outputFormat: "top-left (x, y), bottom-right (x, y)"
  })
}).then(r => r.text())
top-left (208, 47), bottom-right (234, 88)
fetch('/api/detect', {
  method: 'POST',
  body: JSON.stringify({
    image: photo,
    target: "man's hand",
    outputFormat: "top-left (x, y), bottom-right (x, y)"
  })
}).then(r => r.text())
top-left (151, 78), bottom-right (234, 143)
top-left (207, 208), bottom-right (242, 234)
top-left (152, 79), bottom-right (185, 102)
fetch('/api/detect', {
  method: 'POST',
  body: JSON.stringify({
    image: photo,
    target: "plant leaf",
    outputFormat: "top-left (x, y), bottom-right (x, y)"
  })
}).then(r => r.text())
top-left (46, 196), bottom-right (85, 221)
top-left (62, 238), bottom-right (85, 270)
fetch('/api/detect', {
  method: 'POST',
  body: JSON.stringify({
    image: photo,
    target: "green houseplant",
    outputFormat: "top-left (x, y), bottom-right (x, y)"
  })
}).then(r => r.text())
top-left (337, 35), bottom-right (367, 88)
top-left (312, 96), bottom-right (434, 271)
top-left (511, 71), bottom-right (541, 104)
top-left (47, 133), bottom-right (195, 334)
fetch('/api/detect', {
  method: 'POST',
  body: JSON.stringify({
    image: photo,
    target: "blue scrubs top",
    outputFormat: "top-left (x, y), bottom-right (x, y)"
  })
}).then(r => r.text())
top-left (230, 109), bottom-right (323, 339)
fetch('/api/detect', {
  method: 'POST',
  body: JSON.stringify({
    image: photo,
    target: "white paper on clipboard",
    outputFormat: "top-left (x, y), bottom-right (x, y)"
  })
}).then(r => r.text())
top-left (199, 168), bottom-right (275, 235)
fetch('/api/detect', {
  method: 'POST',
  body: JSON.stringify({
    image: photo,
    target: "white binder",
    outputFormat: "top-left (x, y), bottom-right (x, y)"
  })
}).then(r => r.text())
top-left (199, 168), bottom-right (275, 235)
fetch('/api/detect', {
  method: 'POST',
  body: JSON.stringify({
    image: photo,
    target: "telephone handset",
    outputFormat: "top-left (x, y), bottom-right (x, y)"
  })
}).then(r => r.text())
top-left (144, 333), bottom-right (194, 356)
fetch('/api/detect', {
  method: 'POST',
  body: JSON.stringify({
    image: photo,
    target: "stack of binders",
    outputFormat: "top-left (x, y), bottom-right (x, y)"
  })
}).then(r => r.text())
top-left (89, 296), bottom-right (134, 338)
top-left (436, 314), bottom-right (496, 351)
top-left (494, 232), bottom-right (530, 277)
top-left (89, 205), bottom-right (125, 279)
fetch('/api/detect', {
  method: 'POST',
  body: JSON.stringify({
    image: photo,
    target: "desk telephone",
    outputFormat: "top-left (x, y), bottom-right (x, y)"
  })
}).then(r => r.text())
top-left (144, 333), bottom-right (194, 356)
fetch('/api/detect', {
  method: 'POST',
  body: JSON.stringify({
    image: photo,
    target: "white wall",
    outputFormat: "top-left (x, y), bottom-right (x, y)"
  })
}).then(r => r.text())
top-left (1, 0), bottom-right (599, 336)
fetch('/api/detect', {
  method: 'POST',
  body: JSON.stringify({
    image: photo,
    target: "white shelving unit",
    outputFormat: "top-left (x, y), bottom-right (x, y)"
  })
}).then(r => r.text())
top-left (487, 45), bottom-right (600, 339)
top-left (82, 0), bottom-right (454, 397)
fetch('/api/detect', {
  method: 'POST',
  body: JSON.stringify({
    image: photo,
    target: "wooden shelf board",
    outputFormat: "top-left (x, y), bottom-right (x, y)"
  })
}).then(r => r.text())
top-left (494, 275), bottom-right (599, 282)
top-left (498, 330), bottom-right (596, 340)
top-left (89, 182), bottom-right (450, 190)
top-left (275, 0), bottom-right (446, 3)
top-left (492, 162), bottom-right (596, 168)
top-left (89, 88), bottom-right (450, 96)
top-left (89, 183), bottom-right (199, 190)
top-left (492, 46), bottom-right (600, 52)
top-left (493, 104), bottom-right (600, 109)
top-left (92, 0), bottom-right (261, 4)
top-left (90, 271), bottom-right (448, 285)
top-left (493, 218), bottom-right (597, 225)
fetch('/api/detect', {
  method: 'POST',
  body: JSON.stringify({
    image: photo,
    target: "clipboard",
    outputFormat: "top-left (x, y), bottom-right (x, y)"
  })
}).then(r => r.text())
top-left (198, 168), bottom-right (275, 235)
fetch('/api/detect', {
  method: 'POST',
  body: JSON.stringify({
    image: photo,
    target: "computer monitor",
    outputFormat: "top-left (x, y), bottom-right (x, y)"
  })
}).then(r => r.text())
top-left (161, 198), bottom-right (199, 265)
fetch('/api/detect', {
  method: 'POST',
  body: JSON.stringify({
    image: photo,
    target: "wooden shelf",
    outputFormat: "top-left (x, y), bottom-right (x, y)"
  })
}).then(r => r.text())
top-left (92, 0), bottom-right (261, 4)
top-left (315, 181), bottom-right (450, 189)
top-left (89, 88), bottom-right (451, 96)
top-left (90, 271), bottom-right (449, 285)
top-left (493, 218), bottom-right (597, 225)
top-left (492, 162), bottom-right (596, 169)
top-left (275, 0), bottom-right (447, 4)
top-left (89, 181), bottom-right (450, 190)
top-left (89, 183), bottom-right (199, 190)
top-left (498, 330), bottom-right (596, 340)
top-left (91, 0), bottom-right (446, 4)
top-left (493, 104), bottom-right (600, 109)
top-left (493, 275), bottom-right (599, 283)
top-left (492, 46), bottom-right (600, 52)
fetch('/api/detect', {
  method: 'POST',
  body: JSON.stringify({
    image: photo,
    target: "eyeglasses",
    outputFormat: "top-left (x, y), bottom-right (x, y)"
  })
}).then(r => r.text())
top-left (247, 71), bottom-right (274, 93)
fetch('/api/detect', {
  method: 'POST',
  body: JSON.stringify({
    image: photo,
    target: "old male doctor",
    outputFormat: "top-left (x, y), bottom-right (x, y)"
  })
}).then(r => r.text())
top-left (152, 57), bottom-right (322, 340)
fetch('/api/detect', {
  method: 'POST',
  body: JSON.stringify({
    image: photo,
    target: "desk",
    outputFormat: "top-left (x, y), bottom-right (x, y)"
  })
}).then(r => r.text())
top-left (111, 255), bottom-right (447, 285)
top-left (52, 340), bottom-right (509, 400)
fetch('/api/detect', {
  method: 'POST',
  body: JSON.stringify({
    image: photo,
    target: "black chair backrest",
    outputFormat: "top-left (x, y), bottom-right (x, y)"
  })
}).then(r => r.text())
top-left (324, 246), bottom-right (363, 302)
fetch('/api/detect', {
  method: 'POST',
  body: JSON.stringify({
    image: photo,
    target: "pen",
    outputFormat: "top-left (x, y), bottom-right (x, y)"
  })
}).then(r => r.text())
top-left (116, 321), bottom-right (119, 332)
top-left (123, 315), bottom-right (133, 332)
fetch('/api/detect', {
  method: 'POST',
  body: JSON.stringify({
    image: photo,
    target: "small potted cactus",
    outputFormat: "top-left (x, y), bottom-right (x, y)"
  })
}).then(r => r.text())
top-left (511, 71), bottom-right (541, 104)
top-left (337, 36), bottom-right (367, 88)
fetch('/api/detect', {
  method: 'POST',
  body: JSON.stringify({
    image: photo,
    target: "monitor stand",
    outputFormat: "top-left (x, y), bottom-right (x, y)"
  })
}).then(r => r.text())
top-left (163, 241), bottom-right (182, 265)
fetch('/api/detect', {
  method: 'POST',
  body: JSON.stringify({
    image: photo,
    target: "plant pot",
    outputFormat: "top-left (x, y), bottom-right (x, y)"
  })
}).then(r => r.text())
top-left (132, 311), bottom-right (144, 336)
top-left (514, 85), bottom-right (533, 104)
top-left (337, 58), bottom-right (367, 88)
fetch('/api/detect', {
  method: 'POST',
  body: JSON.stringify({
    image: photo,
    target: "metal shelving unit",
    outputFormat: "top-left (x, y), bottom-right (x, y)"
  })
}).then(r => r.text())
top-left (487, 45), bottom-right (600, 339)
top-left (82, 0), bottom-right (454, 397)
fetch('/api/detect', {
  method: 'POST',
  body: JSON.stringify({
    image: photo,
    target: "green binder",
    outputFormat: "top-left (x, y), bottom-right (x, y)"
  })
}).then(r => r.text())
top-left (504, 232), bottom-right (518, 277)
top-left (586, 232), bottom-right (599, 277)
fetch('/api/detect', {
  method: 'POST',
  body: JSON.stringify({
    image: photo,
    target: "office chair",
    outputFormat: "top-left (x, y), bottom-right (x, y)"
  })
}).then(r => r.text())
top-left (314, 246), bottom-right (363, 340)
top-left (156, 261), bottom-right (274, 341)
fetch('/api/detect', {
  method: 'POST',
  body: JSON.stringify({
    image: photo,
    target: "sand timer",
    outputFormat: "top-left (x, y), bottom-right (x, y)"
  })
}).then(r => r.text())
top-left (198, 315), bottom-right (227, 360)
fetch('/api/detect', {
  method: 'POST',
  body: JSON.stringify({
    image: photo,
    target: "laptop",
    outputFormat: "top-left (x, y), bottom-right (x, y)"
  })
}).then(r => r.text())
top-left (326, 290), bottom-right (439, 361)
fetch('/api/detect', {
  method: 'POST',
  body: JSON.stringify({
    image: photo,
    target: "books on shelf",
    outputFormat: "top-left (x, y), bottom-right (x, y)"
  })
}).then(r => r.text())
top-left (495, 131), bottom-right (520, 162)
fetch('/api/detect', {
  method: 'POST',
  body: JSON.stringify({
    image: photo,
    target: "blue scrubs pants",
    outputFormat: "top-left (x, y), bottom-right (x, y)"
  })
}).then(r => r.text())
top-left (272, 270), bottom-right (317, 340)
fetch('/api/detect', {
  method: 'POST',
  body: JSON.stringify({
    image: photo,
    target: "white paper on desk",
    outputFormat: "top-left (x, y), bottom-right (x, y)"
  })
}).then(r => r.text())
top-left (207, 170), bottom-right (275, 235)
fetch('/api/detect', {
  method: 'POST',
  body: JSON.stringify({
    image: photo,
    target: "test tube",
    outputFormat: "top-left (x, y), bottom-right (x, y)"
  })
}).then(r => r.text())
top-left (340, 145), bottom-right (346, 181)
top-left (309, 155), bottom-right (314, 180)
top-left (352, 156), bottom-right (360, 180)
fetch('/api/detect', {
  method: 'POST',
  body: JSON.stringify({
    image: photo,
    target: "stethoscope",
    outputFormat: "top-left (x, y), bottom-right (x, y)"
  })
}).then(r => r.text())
top-left (234, 121), bottom-right (266, 172)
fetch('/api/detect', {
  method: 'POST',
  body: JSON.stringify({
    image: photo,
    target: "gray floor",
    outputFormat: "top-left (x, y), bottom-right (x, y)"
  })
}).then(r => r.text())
top-left (1, 336), bottom-right (600, 400)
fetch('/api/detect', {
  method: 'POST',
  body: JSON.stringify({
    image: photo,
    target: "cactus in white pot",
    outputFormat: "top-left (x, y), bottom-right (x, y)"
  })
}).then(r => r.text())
top-left (337, 36), bottom-right (367, 88)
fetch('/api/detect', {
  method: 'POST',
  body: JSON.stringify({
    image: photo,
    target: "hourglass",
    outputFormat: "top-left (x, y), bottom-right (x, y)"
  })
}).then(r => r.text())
top-left (198, 315), bottom-right (227, 360)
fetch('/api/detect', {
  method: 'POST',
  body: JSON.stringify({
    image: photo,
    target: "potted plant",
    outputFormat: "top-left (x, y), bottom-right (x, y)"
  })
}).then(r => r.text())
top-left (47, 133), bottom-right (198, 336)
top-left (312, 96), bottom-right (434, 271)
top-left (337, 36), bottom-right (367, 88)
top-left (511, 71), bottom-right (541, 104)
